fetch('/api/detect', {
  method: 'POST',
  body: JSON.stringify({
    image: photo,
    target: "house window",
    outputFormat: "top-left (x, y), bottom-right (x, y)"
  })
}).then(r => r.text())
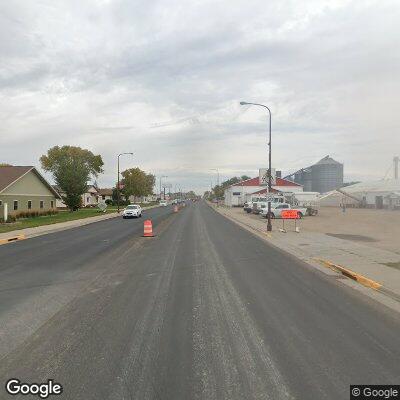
top-left (0, 200), bottom-right (2, 206)
top-left (51, 200), bottom-right (54, 208)
top-left (102, 195), bottom-right (106, 200)
top-left (14, 200), bottom-right (18, 210)
top-left (232, 192), bottom-right (241, 196)
top-left (40, 200), bottom-right (44, 209)
top-left (87, 197), bottom-right (90, 203)
top-left (27, 200), bottom-right (32, 210)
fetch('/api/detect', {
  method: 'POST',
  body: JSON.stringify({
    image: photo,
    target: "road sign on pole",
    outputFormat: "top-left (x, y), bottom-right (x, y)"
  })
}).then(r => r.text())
top-left (259, 168), bottom-right (276, 186)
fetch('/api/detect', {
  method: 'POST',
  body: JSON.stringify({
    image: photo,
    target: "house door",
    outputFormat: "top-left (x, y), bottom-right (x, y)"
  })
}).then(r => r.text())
top-left (375, 196), bottom-right (383, 209)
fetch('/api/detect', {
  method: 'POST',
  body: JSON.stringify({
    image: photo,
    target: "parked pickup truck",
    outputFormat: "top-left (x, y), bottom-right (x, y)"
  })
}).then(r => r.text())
top-left (260, 203), bottom-right (307, 219)
top-left (252, 200), bottom-right (284, 215)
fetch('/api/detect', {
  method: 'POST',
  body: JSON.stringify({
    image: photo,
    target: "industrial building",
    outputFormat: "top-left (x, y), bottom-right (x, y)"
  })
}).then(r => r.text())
top-left (319, 156), bottom-right (400, 210)
top-left (286, 155), bottom-right (344, 193)
top-left (319, 179), bottom-right (400, 210)
top-left (224, 172), bottom-right (303, 207)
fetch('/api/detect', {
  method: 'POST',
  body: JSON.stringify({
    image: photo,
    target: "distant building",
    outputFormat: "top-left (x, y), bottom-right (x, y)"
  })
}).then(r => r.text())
top-left (287, 155), bottom-right (344, 194)
top-left (0, 166), bottom-right (59, 216)
top-left (224, 176), bottom-right (303, 207)
top-left (98, 188), bottom-right (113, 203)
top-left (52, 184), bottom-right (102, 208)
top-left (320, 179), bottom-right (400, 210)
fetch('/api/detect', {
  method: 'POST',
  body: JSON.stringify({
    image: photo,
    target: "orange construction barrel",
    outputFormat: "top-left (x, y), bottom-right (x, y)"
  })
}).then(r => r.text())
top-left (143, 220), bottom-right (154, 237)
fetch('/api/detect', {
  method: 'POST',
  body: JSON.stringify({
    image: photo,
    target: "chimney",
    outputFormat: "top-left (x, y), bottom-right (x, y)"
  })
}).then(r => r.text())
top-left (276, 170), bottom-right (282, 178)
top-left (394, 156), bottom-right (399, 180)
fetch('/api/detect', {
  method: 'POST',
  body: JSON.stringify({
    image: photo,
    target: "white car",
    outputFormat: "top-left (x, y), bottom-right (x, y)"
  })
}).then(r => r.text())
top-left (159, 200), bottom-right (168, 206)
top-left (260, 203), bottom-right (307, 219)
top-left (122, 204), bottom-right (142, 218)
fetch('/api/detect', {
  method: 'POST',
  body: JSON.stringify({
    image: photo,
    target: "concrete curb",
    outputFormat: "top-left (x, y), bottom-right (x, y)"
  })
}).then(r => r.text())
top-left (314, 258), bottom-right (382, 290)
top-left (0, 234), bottom-right (25, 245)
top-left (315, 258), bottom-right (400, 303)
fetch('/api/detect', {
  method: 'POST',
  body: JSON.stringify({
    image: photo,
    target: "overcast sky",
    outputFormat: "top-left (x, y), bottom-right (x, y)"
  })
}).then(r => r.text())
top-left (1, 0), bottom-right (399, 193)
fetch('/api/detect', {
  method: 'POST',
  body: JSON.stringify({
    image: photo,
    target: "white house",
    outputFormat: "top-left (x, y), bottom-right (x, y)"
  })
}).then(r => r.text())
top-left (224, 177), bottom-right (303, 207)
top-left (52, 184), bottom-right (101, 208)
top-left (82, 185), bottom-right (99, 207)
top-left (98, 188), bottom-right (113, 203)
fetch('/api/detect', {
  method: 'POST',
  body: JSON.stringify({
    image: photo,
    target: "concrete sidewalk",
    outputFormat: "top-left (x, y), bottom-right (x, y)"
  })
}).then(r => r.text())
top-left (213, 205), bottom-right (400, 303)
top-left (0, 205), bottom-right (160, 242)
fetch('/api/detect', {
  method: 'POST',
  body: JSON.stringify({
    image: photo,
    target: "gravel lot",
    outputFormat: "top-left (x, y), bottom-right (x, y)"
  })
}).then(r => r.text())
top-left (236, 206), bottom-right (400, 254)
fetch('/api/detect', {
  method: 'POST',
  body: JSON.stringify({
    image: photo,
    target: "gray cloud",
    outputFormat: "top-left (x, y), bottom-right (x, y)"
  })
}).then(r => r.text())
top-left (1, 0), bottom-right (399, 193)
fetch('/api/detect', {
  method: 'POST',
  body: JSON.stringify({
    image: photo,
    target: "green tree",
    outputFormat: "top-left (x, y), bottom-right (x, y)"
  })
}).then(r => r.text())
top-left (40, 146), bottom-right (104, 211)
top-left (121, 168), bottom-right (155, 201)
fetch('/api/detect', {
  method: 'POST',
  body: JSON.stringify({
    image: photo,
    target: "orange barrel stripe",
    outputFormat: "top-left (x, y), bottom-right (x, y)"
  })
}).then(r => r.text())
top-left (143, 220), bottom-right (154, 237)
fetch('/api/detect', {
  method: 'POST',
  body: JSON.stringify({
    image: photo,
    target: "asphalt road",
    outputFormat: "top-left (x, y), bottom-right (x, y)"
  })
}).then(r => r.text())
top-left (0, 201), bottom-right (399, 399)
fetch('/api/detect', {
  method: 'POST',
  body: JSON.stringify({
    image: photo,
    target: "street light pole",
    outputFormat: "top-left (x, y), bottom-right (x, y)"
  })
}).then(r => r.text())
top-left (160, 175), bottom-right (167, 200)
top-left (117, 152), bottom-right (133, 213)
top-left (240, 101), bottom-right (272, 231)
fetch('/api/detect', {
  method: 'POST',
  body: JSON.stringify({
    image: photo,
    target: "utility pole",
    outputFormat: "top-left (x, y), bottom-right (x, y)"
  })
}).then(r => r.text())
top-left (159, 176), bottom-right (167, 200)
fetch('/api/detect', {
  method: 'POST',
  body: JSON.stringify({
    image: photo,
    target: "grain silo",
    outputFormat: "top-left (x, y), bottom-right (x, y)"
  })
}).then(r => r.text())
top-left (311, 156), bottom-right (343, 193)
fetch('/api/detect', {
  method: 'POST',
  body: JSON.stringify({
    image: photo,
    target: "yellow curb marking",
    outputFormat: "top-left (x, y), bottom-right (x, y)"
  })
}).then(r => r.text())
top-left (314, 258), bottom-right (382, 290)
top-left (0, 234), bottom-right (26, 245)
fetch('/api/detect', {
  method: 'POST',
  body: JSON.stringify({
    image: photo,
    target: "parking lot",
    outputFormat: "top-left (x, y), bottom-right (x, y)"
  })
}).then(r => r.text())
top-left (233, 206), bottom-right (400, 254)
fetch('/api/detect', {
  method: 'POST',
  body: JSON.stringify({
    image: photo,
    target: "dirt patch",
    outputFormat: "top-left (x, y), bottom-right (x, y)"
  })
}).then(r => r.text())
top-left (325, 233), bottom-right (378, 242)
top-left (382, 261), bottom-right (400, 270)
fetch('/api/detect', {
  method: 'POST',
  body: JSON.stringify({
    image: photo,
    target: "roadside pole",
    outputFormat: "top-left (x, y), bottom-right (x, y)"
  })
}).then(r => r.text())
top-left (240, 102), bottom-right (272, 231)
top-left (3, 202), bottom-right (8, 222)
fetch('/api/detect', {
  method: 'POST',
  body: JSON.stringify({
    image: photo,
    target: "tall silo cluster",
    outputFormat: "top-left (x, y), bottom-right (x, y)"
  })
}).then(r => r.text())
top-left (289, 156), bottom-right (344, 193)
top-left (310, 156), bottom-right (343, 193)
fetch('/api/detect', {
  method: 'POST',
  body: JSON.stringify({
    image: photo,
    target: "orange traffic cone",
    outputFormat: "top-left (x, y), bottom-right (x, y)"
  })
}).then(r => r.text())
top-left (143, 220), bottom-right (154, 237)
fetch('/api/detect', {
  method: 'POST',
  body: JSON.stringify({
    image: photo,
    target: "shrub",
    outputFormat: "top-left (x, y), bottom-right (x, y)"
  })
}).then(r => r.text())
top-left (13, 209), bottom-right (59, 220)
top-left (0, 215), bottom-right (16, 223)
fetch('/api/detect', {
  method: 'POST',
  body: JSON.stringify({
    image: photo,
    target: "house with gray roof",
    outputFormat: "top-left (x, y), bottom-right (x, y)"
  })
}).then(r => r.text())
top-left (0, 166), bottom-right (60, 218)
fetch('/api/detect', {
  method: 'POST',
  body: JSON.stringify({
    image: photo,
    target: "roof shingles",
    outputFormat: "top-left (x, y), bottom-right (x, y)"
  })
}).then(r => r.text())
top-left (0, 166), bottom-right (33, 192)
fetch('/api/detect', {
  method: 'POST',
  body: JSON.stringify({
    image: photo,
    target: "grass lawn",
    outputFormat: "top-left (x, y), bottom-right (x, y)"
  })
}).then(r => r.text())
top-left (0, 202), bottom-right (160, 234)
top-left (0, 208), bottom-right (117, 234)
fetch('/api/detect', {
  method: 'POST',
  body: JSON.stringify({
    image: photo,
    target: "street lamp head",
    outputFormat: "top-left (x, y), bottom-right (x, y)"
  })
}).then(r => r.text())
top-left (240, 101), bottom-right (248, 105)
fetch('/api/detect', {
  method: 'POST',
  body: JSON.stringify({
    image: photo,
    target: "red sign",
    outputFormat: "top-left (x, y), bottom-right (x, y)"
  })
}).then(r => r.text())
top-left (281, 210), bottom-right (300, 219)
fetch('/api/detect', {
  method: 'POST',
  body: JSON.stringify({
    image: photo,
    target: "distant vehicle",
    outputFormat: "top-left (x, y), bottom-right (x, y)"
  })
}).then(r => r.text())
top-left (252, 199), bottom-right (283, 215)
top-left (122, 204), bottom-right (142, 219)
top-left (247, 195), bottom-right (285, 214)
top-left (159, 200), bottom-right (168, 206)
top-left (260, 203), bottom-right (307, 219)
top-left (285, 192), bottom-right (319, 216)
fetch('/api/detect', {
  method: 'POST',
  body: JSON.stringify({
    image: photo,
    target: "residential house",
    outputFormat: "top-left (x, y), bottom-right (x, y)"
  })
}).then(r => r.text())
top-left (52, 185), bottom-right (67, 209)
top-left (0, 166), bottom-right (60, 217)
top-left (98, 188), bottom-right (113, 203)
top-left (82, 185), bottom-right (99, 207)
top-left (52, 184), bottom-right (101, 208)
